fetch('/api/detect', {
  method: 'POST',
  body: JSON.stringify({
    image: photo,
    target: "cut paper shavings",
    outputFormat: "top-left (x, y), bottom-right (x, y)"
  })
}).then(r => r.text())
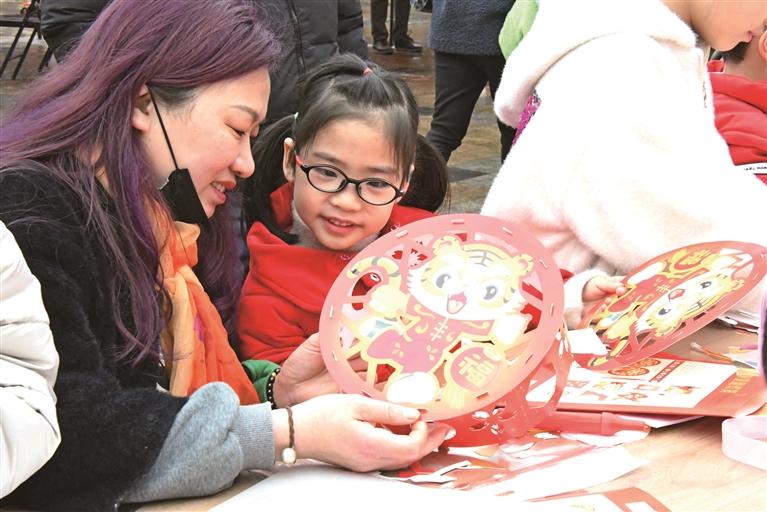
top-left (471, 446), bottom-right (645, 500)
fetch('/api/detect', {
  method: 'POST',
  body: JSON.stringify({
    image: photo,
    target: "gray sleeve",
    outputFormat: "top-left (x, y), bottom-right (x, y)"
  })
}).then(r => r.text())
top-left (121, 382), bottom-right (275, 504)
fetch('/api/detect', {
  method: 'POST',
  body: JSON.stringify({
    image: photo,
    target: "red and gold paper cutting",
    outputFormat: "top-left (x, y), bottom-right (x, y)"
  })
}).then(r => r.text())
top-left (319, 214), bottom-right (571, 445)
top-left (578, 241), bottom-right (767, 370)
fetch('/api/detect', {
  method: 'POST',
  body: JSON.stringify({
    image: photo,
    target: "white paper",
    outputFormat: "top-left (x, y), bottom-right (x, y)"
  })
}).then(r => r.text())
top-left (568, 328), bottom-right (608, 355)
top-left (211, 465), bottom-right (527, 512)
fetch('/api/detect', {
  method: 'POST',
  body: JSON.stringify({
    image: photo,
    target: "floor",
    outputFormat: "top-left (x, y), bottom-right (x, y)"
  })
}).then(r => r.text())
top-left (0, 1), bottom-right (500, 213)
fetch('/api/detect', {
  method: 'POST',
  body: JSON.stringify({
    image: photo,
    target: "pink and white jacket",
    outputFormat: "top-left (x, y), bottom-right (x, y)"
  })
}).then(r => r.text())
top-left (481, 0), bottom-right (766, 314)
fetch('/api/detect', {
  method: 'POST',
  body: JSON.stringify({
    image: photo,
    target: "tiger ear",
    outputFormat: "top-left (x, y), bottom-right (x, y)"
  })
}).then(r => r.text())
top-left (432, 235), bottom-right (461, 254)
top-left (510, 254), bottom-right (534, 277)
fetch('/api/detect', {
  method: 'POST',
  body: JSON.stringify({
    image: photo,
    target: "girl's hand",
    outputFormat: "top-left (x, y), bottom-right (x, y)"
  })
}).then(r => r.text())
top-left (274, 394), bottom-right (450, 472)
top-left (582, 275), bottom-right (626, 303)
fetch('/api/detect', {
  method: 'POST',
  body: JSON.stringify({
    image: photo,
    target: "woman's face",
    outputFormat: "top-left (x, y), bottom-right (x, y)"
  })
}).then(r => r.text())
top-left (690, 1), bottom-right (767, 51)
top-left (282, 118), bottom-right (408, 252)
top-left (134, 68), bottom-right (270, 217)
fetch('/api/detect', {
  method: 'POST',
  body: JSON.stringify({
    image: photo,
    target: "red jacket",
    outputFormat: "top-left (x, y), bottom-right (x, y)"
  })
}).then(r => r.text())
top-left (237, 183), bottom-right (434, 363)
top-left (708, 60), bottom-right (767, 184)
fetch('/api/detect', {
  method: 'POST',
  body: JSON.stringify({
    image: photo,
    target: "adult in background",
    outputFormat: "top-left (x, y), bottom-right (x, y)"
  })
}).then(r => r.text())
top-left (426, 0), bottom-right (515, 163)
top-left (370, 0), bottom-right (422, 54)
top-left (40, 0), bottom-right (109, 61)
top-left (260, 0), bottom-right (368, 125)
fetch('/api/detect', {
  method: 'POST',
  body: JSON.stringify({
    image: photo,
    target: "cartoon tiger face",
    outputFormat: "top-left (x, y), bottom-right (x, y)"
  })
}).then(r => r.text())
top-left (407, 235), bottom-right (534, 321)
top-left (637, 269), bottom-right (744, 336)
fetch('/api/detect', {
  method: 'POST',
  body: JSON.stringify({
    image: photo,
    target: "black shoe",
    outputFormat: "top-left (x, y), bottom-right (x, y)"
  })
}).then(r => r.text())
top-left (373, 40), bottom-right (393, 54)
top-left (394, 38), bottom-right (422, 53)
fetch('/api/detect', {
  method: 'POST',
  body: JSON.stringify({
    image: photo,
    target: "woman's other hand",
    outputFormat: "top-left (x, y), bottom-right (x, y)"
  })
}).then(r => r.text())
top-left (274, 333), bottom-right (379, 407)
top-left (273, 333), bottom-right (338, 407)
top-left (274, 395), bottom-right (450, 472)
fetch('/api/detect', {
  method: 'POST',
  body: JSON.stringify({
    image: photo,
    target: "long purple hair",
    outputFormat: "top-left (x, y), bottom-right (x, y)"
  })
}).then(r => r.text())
top-left (0, 0), bottom-right (280, 364)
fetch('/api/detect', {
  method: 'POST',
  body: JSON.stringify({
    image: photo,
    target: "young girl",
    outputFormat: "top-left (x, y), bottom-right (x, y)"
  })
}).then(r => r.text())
top-left (238, 55), bottom-right (449, 364)
top-left (482, 0), bottom-right (767, 315)
top-left (237, 54), bottom-right (624, 365)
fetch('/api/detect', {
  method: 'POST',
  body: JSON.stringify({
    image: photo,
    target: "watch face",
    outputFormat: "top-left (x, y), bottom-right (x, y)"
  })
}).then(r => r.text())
top-left (579, 241), bottom-right (767, 371)
top-left (319, 214), bottom-right (571, 445)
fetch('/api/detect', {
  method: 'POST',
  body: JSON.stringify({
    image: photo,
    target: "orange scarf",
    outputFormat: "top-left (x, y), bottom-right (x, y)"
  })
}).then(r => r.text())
top-left (158, 220), bottom-right (260, 405)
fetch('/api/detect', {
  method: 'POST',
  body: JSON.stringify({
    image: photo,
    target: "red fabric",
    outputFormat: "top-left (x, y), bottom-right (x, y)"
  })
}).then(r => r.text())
top-left (237, 183), bottom-right (434, 363)
top-left (708, 60), bottom-right (767, 184)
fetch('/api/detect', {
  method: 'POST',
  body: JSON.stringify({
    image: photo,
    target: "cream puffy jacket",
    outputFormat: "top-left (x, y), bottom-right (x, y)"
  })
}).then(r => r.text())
top-left (482, 0), bottom-right (766, 314)
top-left (0, 221), bottom-right (60, 498)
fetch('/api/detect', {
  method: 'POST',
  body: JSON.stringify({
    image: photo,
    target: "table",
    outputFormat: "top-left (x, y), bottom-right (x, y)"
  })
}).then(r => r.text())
top-left (141, 323), bottom-right (766, 512)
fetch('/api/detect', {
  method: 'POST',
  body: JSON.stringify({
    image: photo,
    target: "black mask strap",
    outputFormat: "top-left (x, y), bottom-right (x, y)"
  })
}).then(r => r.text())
top-left (148, 87), bottom-right (209, 226)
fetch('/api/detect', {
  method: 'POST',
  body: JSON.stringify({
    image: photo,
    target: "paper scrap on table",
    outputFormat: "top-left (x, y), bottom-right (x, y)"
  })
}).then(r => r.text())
top-left (562, 428), bottom-right (649, 447)
top-left (568, 328), bottom-right (608, 355)
top-left (470, 446), bottom-right (645, 500)
top-left (727, 347), bottom-right (760, 369)
top-left (528, 487), bottom-right (670, 512)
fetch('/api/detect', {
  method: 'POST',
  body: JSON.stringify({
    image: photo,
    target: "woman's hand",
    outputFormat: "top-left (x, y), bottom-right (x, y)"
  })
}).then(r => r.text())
top-left (274, 394), bottom-right (450, 472)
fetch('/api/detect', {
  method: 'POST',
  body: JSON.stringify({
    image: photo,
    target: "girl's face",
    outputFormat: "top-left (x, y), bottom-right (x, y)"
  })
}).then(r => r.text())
top-left (282, 118), bottom-right (408, 252)
top-left (689, 0), bottom-right (767, 51)
top-left (133, 68), bottom-right (270, 218)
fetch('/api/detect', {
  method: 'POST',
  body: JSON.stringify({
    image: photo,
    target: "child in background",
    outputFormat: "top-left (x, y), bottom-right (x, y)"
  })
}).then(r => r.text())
top-left (482, 0), bottom-right (767, 315)
top-left (237, 55), bottom-right (449, 364)
top-left (708, 29), bottom-right (767, 183)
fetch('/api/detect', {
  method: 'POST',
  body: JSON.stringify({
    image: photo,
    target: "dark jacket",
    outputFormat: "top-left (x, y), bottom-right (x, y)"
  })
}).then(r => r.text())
top-left (40, 0), bottom-right (110, 60)
top-left (0, 167), bottom-right (185, 511)
top-left (428, 0), bottom-right (513, 56)
top-left (260, 0), bottom-right (368, 124)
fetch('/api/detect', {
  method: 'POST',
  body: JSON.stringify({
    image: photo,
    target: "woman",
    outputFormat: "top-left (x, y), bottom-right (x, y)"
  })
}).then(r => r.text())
top-left (0, 1), bottom-right (447, 510)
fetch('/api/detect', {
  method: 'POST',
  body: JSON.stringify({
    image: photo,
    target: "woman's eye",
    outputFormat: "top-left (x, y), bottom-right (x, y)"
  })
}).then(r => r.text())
top-left (230, 127), bottom-right (246, 137)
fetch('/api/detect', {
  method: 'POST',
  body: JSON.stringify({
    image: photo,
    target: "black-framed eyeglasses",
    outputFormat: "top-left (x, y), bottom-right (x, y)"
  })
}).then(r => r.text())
top-left (294, 154), bottom-right (404, 206)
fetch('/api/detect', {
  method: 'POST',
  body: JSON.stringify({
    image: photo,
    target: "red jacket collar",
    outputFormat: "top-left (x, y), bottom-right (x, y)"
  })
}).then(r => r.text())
top-left (708, 60), bottom-right (767, 113)
top-left (246, 183), bottom-right (433, 312)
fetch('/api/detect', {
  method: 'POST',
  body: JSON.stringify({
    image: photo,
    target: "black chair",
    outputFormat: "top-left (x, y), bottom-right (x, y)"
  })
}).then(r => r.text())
top-left (0, 0), bottom-right (51, 80)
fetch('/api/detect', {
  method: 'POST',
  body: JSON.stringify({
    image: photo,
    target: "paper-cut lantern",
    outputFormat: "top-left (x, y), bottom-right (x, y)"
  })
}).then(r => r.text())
top-left (578, 241), bottom-right (767, 371)
top-left (319, 214), bottom-right (571, 446)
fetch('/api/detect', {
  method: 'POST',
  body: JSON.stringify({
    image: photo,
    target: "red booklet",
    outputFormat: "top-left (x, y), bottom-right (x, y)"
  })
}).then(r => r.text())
top-left (527, 353), bottom-right (766, 416)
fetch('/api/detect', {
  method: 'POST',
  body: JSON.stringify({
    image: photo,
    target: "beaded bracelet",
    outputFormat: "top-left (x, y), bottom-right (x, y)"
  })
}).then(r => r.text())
top-left (264, 367), bottom-right (281, 409)
top-left (281, 406), bottom-right (297, 464)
